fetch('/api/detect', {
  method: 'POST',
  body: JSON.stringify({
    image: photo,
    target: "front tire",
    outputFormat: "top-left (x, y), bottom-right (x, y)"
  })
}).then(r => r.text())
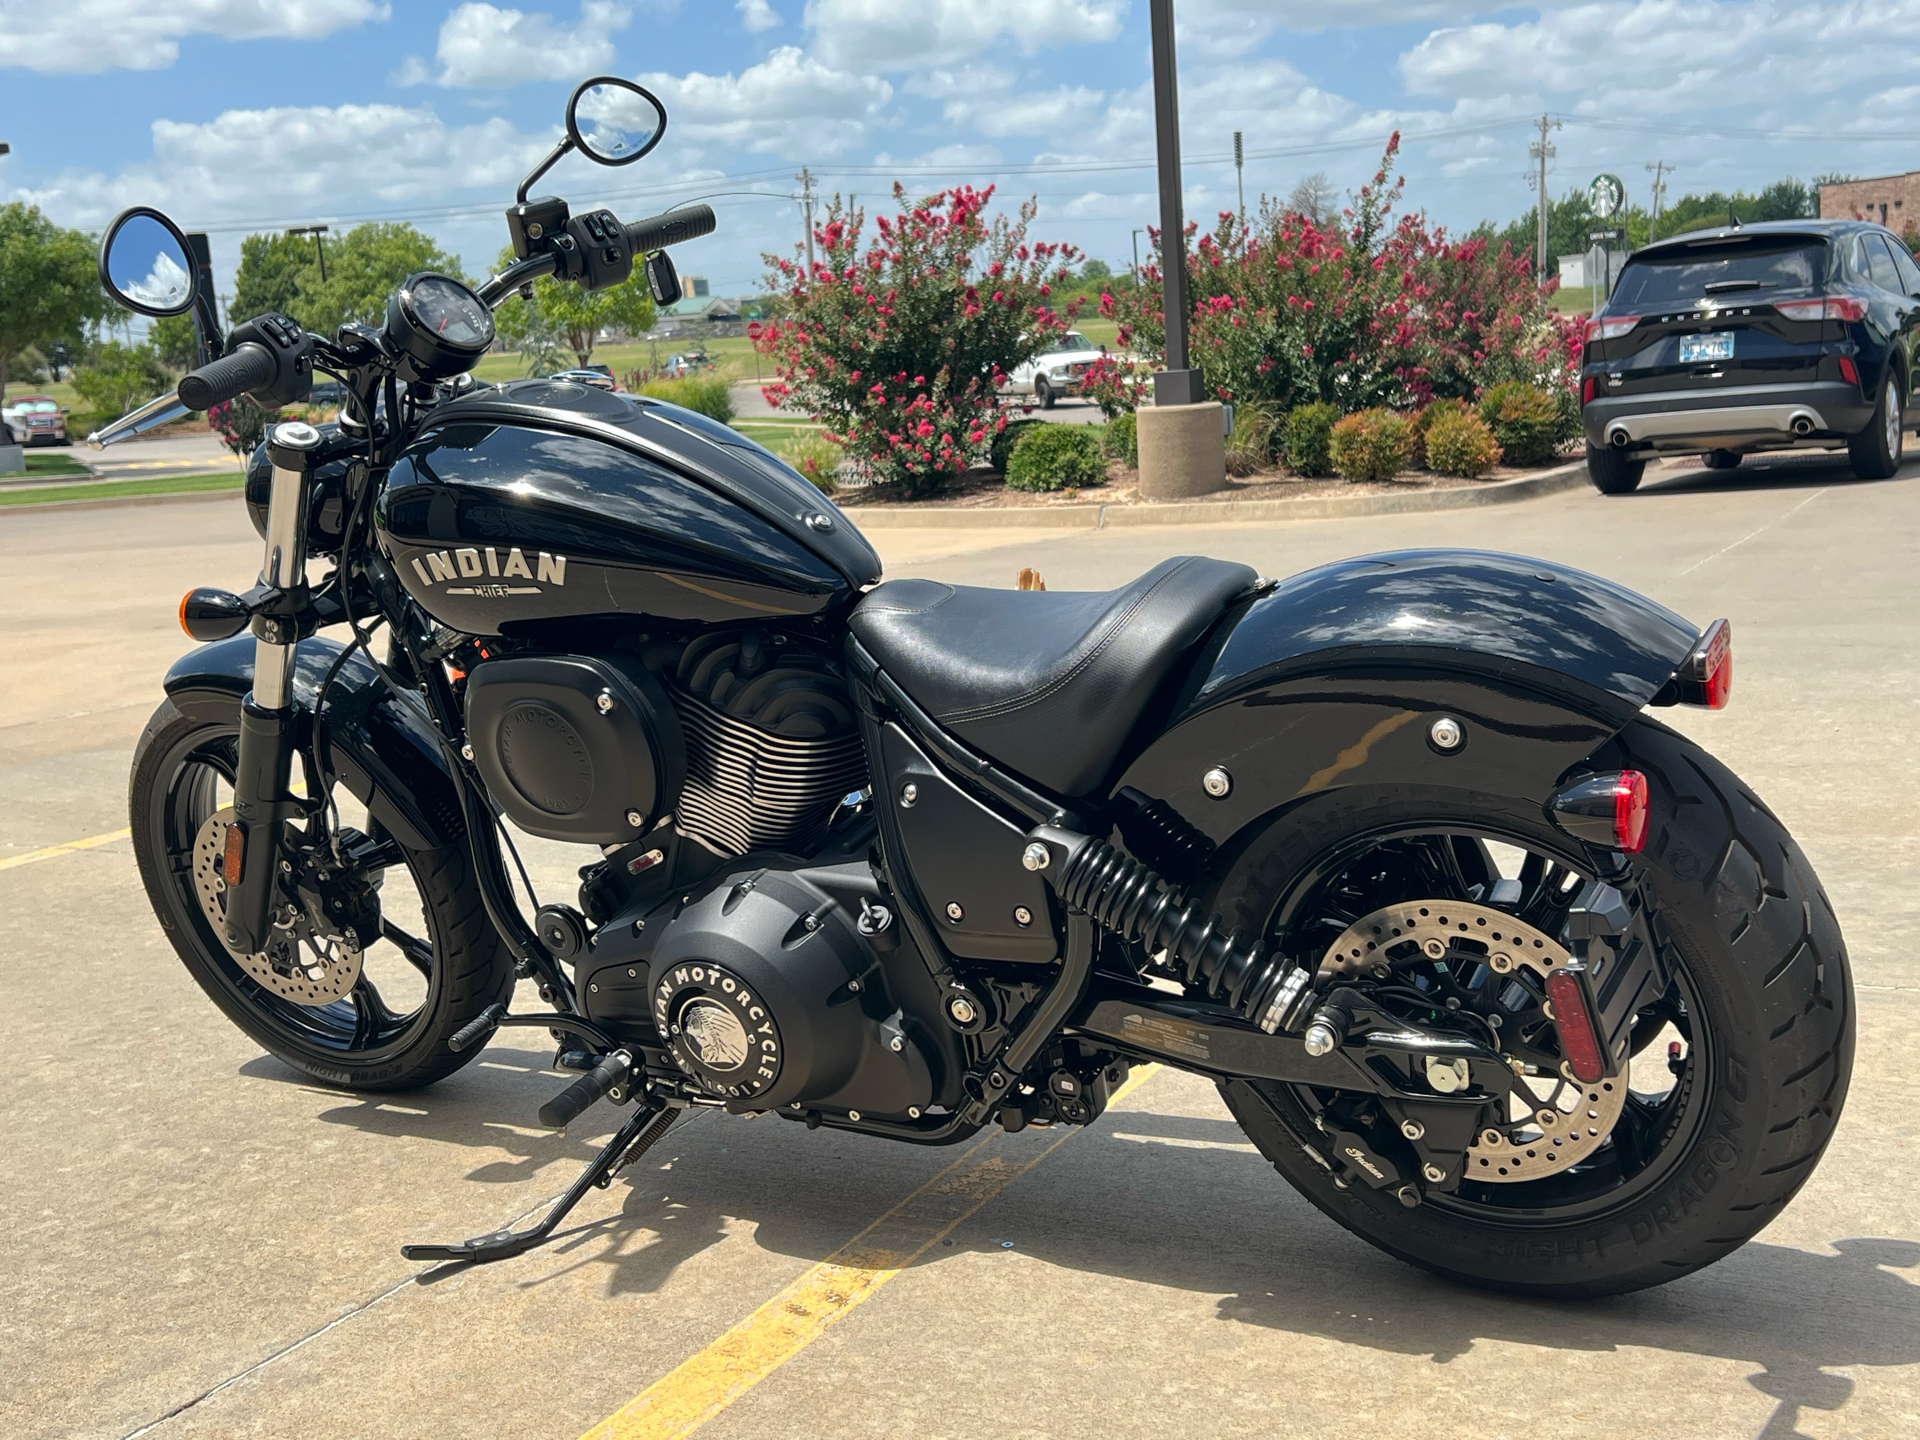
top-left (1848, 373), bottom-right (1904, 479)
top-left (1213, 719), bottom-right (1852, 1296)
top-left (1035, 376), bottom-right (1056, 410)
top-left (1586, 443), bottom-right (1644, 494)
top-left (130, 698), bottom-right (514, 1091)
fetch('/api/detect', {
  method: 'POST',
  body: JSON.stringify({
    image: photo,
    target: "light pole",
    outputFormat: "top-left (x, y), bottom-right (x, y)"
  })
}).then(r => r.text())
top-left (1131, 227), bottom-right (1145, 278)
top-left (1234, 130), bottom-right (1245, 235)
top-left (287, 223), bottom-right (330, 283)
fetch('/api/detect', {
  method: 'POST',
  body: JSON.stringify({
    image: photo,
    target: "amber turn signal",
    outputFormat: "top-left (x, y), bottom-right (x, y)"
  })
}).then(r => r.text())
top-left (179, 586), bottom-right (252, 642)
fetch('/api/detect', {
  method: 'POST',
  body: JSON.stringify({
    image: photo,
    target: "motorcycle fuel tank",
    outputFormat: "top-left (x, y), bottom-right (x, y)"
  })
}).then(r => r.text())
top-left (376, 379), bottom-right (880, 637)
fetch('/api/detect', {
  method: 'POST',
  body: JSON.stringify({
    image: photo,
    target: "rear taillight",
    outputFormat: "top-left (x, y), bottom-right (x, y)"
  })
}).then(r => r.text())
top-left (1583, 315), bottom-right (1640, 342)
top-left (1665, 617), bottom-right (1732, 708)
top-left (1548, 770), bottom-right (1650, 854)
top-left (1776, 296), bottom-right (1868, 322)
top-left (1838, 356), bottom-right (1860, 386)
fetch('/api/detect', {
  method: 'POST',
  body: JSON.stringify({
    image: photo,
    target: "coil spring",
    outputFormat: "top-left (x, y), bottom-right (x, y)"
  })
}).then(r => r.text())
top-left (1055, 835), bottom-right (1299, 1023)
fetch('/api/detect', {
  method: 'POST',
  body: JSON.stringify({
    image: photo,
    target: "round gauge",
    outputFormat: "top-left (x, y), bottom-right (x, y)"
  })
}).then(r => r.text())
top-left (386, 272), bottom-right (496, 382)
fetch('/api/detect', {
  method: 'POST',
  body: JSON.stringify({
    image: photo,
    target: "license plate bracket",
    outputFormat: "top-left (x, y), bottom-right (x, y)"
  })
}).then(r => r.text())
top-left (1680, 331), bottom-right (1735, 363)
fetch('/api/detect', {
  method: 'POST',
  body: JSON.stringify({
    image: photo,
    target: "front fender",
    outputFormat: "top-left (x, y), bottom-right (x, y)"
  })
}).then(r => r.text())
top-left (1112, 549), bottom-right (1700, 869)
top-left (165, 635), bottom-right (465, 852)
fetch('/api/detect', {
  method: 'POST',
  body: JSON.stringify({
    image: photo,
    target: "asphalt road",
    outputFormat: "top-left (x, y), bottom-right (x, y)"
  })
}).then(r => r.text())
top-left (2, 452), bottom-right (1916, 1440)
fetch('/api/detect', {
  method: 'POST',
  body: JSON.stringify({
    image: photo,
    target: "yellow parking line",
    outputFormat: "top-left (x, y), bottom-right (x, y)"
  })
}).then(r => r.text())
top-left (0, 827), bottom-right (131, 872)
top-left (580, 1064), bottom-right (1162, 1440)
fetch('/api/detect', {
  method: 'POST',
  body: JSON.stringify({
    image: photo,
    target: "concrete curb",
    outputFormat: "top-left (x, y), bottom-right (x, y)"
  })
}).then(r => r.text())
top-left (0, 486), bottom-right (243, 518)
top-left (843, 458), bottom-right (1589, 529)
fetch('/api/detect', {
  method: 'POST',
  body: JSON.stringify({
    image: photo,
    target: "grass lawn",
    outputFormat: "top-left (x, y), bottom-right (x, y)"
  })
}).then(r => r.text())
top-left (23, 451), bottom-right (91, 476)
top-left (1551, 286), bottom-right (1603, 316)
top-left (0, 472), bottom-right (241, 507)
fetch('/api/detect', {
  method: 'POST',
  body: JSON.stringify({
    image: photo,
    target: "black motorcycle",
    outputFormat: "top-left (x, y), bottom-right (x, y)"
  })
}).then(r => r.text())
top-left (92, 77), bottom-right (1851, 1297)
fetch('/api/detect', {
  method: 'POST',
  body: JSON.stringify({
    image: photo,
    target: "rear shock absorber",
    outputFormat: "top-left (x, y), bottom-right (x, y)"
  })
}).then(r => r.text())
top-left (1023, 826), bottom-right (1316, 1033)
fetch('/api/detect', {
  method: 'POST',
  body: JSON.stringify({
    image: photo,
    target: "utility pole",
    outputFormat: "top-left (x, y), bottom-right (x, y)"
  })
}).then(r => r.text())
top-left (796, 167), bottom-right (816, 276)
top-left (1645, 160), bottom-right (1674, 242)
top-left (287, 223), bottom-right (329, 284)
top-left (1233, 130), bottom-right (1245, 236)
top-left (1148, 0), bottom-right (1200, 405)
top-left (1530, 113), bottom-right (1561, 284)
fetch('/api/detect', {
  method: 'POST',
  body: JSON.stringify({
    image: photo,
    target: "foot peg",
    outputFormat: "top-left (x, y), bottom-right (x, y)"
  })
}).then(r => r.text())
top-left (401, 1103), bottom-right (677, 1266)
top-left (539, 1050), bottom-right (631, 1129)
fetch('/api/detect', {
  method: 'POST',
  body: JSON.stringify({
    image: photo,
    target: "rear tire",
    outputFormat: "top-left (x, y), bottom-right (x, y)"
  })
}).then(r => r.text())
top-left (1586, 443), bottom-right (1644, 494)
top-left (1848, 373), bottom-right (1903, 479)
top-left (1213, 719), bottom-right (1853, 1296)
top-left (1035, 377), bottom-right (1056, 410)
top-left (1702, 448), bottom-right (1742, 470)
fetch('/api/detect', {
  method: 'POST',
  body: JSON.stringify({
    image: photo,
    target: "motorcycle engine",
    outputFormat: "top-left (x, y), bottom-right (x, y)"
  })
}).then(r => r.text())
top-left (632, 866), bottom-right (934, 1118)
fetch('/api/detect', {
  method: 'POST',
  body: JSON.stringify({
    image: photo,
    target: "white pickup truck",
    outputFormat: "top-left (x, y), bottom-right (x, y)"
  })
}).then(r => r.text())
top-left (1003, 330), bottom-right (1106, 408)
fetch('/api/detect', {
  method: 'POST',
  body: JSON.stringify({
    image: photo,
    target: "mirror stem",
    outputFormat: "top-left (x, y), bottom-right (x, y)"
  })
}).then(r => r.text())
top-left (516, 138), bottom-right (576, 205)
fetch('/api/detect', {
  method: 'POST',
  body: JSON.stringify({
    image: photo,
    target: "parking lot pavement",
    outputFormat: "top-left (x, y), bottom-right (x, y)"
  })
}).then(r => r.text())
top-left (82, 432), bottom-right (243, 480)
top-left (2, 452), bottom-right (1916, 1440)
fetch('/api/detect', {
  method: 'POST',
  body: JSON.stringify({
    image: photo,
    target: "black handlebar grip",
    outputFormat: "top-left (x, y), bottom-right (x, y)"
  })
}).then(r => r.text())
top-left (624, 204), bottom-right (717, 254)
top-left (449, 1002), bottom-right (507, 1053)
top-left (178, 342), bottom-right (279, 411)
top-left (538, 1051), bottom-right (631, 1129)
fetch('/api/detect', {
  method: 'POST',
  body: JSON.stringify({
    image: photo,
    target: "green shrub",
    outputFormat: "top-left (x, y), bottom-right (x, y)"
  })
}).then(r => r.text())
top-left (1102, 411), bottom-right (1138, 467)
top-left (1005, 423), bottom-right (1106, 492)
top-left (1279, 402), bottom-right (1338, 477)
top-left (782, 433), bottom-right (843, 493)
top-left (989, 416), bottom-right (1045, 473)
top-left (1424, 409), bottom-right (1503, 478)
top-left (1477, 381), bottom-right (1565, 465)
top-left (1224, 401), bottom-right (1275, 476)
top-left (1328, 408), bottom-right (1413, 482)
top-left (1407, 398), bottom-right (1470, 470)
top-left (639, 374), bottom-right (735, 423)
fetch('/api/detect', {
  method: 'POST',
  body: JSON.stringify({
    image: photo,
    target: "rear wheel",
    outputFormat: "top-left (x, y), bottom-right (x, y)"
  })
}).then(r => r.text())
top-left (1210, 719), bottom-right (1852, 1296)
top-left (1702, 448), bottom-right (1742, 470)
top-left (130, 698), bottom-right (514, 1090)
top-left (1035, 376), bottom-right (1056, 410)
top-left (1585, 443), bottom-right (1644, 494)
top-left (1848, 373), bottom-right (1904, 479)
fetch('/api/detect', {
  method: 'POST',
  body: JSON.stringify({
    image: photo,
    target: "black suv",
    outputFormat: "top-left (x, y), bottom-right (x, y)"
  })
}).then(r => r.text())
top-left (1579, 219), bottom-right (1919, 492)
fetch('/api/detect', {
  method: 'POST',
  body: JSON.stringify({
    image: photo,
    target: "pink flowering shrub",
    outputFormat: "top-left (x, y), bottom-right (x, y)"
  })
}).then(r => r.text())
top-left (1106, 135), bottom-right (1583, 416)
top-left (752, 185), bottom-right (1079, 498)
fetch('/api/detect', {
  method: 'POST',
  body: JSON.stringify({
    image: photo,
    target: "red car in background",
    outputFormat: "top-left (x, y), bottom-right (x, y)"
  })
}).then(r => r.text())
top-left (1, 395), bottom-right (72, 446)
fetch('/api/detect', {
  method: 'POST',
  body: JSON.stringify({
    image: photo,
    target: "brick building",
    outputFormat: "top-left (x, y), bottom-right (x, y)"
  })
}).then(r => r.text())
top-left (1820, 171), bottom-right (1920, 237)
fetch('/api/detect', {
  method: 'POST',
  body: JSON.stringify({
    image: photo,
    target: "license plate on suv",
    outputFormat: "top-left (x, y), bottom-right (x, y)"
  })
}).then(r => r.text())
top-left (1680, 332), bottom-right (1735, 363)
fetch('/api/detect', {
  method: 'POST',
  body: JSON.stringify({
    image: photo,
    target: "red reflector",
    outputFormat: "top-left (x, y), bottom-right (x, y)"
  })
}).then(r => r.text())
top-left (1613, 770), bottom-right (1649, 853)
top-left (1545, 968), bottom-right (1607, 1084)
top-left (222, 823), bottom-right (246, 888)
top-left (1838, 355), bottom-right (1860, 386)
top-left (1581, 374), bottom-right (1597, 405)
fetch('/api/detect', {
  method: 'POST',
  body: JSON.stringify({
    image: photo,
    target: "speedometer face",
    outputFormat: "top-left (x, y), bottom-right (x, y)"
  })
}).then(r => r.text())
top-left (408, 275), bottom-right (494, 351)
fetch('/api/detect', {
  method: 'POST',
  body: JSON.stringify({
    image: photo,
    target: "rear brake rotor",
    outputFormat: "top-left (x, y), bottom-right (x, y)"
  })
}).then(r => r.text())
top-left (1317, 898), bottom-right (1626, 1182)
top-left (193, 807), bottom-right (362, 1006)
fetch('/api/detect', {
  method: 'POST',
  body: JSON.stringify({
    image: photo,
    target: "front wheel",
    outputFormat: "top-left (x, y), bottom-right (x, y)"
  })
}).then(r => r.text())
top-left (1585, 443), bottom-right (1644, 494)
top-left (129, 698), bottom-right (515, 1090)
top-left (1034, 376), bottom-right (1056, 410)
top-left (1211, 718), bottom-right (1852, 1296)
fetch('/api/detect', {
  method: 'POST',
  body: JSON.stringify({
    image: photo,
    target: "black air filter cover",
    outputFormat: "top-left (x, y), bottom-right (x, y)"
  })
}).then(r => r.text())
top-left (465, 653), bottom-right (685, 844)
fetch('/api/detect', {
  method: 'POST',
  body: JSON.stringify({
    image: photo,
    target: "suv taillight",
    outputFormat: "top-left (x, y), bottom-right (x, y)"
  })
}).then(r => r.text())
top-left (1583, 315), bottom-right (1640, 342)
top-left (1775, 296), bottom-right (1867, 322)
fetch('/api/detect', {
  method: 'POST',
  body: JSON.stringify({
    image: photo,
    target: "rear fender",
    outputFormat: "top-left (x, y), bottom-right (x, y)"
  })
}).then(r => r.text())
top-left (165, 635), bottom-right (464, 852)
top-left (1111, 550), bottom-right (1700, 877)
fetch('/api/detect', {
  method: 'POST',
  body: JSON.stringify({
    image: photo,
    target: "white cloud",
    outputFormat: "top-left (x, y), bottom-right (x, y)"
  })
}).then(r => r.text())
top-left (401, 1), bottom-right (630, 89)
top-left (638, 46), bottom-right (893, 155)
top-left (0, 0), bottom-right (385, 73)
top-left (805, 0), bottom-right (1123, 72)
top-left (940, 85), bottom-right (1106, 138)
top-left (738, 0), bottom-right (781, 31)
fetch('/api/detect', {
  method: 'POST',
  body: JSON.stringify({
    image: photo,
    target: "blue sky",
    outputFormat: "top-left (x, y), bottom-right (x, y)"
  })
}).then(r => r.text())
top-left (4, 2), bottom-right (1918, 305)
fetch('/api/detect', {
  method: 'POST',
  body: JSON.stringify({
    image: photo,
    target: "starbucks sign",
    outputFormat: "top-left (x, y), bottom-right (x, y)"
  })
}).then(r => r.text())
top-left (1588, 173), bottom-right (1626, 220)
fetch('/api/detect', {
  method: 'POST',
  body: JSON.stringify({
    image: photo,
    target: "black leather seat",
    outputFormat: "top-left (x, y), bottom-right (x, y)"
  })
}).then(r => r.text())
top-left (849, 556), bottom-right (1258, 796)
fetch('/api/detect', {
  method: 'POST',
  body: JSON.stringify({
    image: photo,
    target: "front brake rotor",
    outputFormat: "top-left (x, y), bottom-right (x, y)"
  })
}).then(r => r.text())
top-left (1318, 899), bottom-right (1626, 1182)
top-left (193, 807), bottom-right (363, 1006)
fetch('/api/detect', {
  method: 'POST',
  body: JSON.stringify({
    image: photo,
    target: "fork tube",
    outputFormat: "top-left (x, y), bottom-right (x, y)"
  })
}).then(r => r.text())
top-left (225, 422), bottom-right (322, 954)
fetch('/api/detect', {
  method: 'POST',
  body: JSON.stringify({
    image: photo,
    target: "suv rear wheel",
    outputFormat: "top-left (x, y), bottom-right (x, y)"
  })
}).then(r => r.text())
top-left (1848, 373), bottom-right (1904, 480)
top-left (1586, 443), bottom-right (1645, 494)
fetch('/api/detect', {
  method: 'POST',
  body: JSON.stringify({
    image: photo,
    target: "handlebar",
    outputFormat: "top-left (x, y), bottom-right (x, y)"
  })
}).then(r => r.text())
top-left (625, 204), bottom-right (716, 254)
top-left (178, 341), bottom-right (279, 411)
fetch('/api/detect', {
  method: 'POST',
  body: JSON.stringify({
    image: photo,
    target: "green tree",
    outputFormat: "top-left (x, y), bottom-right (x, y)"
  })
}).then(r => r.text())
top-left (231, 223), bottom-right (463, 336)
top-left (0, 202), bottom-right (111, 401)
top-left (490, 245), bottom-right (655, 367)
top-left (150, 313), bottom-right (200, 371)
top-left (72, 340), bottom-right (171, 418)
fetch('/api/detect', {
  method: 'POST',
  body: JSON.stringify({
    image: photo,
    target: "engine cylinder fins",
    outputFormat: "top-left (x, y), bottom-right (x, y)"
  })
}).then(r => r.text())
top-left (674, 689), bottom-right (868, 857)
top-left (1040, 828), bottom-right (1311, 1033)
top-left (1318, 899), bottom-right (1569, 983)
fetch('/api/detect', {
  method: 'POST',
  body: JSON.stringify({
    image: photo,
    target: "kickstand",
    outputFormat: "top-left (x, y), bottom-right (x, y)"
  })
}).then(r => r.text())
top-left (401, 1105), bottom-right (678, 1265)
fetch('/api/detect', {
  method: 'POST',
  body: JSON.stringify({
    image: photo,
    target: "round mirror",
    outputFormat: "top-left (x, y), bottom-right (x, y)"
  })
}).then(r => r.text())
top-left (99, 207), bottom-right (197, 317)
top-left (566, 77), bottom-right (666, 166)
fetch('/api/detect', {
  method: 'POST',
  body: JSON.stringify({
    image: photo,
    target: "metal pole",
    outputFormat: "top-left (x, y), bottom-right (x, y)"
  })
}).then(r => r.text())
top-left (1233, 130), bottom-right (1245, 236)
top-left (797, 167), bottom-right (816, 276)
top-left (1149, 0), bottom-right (1201, 405)
top-left (1131, 228), bottom-right (1143, 277)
